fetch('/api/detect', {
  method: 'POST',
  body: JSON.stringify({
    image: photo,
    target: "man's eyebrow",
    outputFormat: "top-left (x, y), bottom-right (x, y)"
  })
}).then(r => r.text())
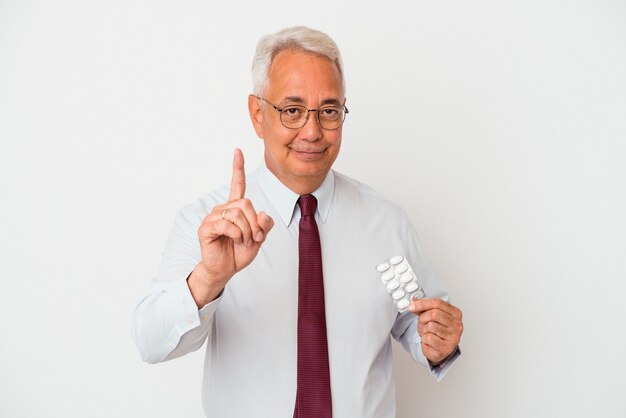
top-left (320, 98), bottom-right (342, 107)
top-left (282, 96), bottom-right (306, 104)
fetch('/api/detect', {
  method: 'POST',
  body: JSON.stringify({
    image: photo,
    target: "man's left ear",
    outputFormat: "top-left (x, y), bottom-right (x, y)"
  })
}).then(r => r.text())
top-left (248, 94), bottom-right (264, 139)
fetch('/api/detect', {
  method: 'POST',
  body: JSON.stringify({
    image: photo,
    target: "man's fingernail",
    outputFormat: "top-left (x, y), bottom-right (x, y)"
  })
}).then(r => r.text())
top-left (246, 239), bottom-right (253, 247)
top-left (255, 231), bottom-right (264, 241)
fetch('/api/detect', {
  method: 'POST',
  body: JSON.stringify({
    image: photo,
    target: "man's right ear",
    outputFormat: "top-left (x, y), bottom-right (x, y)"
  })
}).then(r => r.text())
top-left (248, 94), bottom-right (264, 139)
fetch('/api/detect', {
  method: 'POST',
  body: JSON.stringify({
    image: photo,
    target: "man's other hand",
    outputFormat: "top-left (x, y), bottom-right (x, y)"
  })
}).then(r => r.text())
top-left (409, 298), bottom-right (463, 365)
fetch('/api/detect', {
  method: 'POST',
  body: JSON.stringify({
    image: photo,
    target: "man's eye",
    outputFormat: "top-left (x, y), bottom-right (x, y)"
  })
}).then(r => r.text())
top-left (283, 107), bottom-right (304, 119)
top-left (320, 107), bottom-right (340, 120)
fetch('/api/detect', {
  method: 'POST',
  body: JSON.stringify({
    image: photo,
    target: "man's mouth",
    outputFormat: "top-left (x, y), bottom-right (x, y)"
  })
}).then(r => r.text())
top-left (290, 147), bottom-right (327, 154)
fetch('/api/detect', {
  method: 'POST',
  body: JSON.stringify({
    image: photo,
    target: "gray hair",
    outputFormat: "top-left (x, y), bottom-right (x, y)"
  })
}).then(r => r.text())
top-left (251, 26), bottom-right (344, 96)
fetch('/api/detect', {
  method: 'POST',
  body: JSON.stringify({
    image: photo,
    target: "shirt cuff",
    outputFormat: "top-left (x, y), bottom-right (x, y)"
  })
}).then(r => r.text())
top-left (159, 280), bottom-right (222, 361)
top-left (165, 279), bottom-right (221, 347)
top-left (197, 290), bottom-right (223, 321)
top-left (428, 346), bottom-right (461, 381)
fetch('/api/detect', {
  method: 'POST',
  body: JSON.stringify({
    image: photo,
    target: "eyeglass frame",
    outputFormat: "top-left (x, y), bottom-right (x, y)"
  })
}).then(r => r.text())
top-left (255, 95), bottom-right (349, 130)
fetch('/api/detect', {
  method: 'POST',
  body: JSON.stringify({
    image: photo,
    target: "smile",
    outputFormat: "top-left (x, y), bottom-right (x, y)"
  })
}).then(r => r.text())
top-left (290, 147), bottom-right (327, 160)
top-left (294, 149), bottom-right (324, 154)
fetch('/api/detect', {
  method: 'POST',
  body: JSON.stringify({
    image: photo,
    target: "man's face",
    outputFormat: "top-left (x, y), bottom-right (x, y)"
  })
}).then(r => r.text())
top-left (249, 50), bottom-right (345, 195)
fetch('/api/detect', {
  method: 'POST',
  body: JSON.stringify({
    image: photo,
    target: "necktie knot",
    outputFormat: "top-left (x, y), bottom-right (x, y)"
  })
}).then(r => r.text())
top-left (298, 194), bottom-right (317, 217)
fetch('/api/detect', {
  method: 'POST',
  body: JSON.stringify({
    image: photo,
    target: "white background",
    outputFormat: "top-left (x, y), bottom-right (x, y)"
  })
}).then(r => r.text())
top-left (1, 0), bottom-right (625, 417)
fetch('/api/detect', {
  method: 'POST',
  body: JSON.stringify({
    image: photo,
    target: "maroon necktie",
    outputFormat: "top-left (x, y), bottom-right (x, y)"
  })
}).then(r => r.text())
top-left (293, 194), bottom-right (332, 418)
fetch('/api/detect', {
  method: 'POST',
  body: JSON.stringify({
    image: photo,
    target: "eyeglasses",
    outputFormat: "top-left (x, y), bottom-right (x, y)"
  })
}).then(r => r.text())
top-left (256, 96), bottom-right (349, 130)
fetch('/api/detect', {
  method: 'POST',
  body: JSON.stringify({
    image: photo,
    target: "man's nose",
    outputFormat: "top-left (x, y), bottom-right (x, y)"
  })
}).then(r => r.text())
top-left (299, 110), bottom-right (322, 141)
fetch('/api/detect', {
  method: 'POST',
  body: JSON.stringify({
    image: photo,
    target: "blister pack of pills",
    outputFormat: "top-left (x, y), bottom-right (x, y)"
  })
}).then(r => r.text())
top-left (376, 255), bottom-right (426, 312)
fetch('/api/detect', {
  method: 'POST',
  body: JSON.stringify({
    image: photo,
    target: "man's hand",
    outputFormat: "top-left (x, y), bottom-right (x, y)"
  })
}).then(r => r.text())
top-left (408, 298), bottom-right (463, 365)
top-left (187, 149), bottom-right (274, 308)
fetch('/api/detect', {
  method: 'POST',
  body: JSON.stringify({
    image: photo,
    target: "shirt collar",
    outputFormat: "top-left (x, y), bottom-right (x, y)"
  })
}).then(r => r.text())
top-left (257, 164), bottom-right (335, 227)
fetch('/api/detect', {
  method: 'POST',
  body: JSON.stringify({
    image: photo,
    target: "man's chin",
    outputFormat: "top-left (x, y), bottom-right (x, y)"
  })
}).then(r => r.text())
top-left (291, 161), bottom-right (332, 179)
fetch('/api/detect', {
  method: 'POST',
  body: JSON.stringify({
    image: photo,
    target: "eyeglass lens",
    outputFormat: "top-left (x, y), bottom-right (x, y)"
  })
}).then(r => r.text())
top-left (280, 105), bottom-right (345, 129)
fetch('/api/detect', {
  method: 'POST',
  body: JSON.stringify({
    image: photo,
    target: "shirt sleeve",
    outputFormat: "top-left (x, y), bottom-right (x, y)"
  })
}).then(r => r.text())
top-left (131, 201), bottom-right (220, 364)
top-left (390, 214), bottom-right (461, 381)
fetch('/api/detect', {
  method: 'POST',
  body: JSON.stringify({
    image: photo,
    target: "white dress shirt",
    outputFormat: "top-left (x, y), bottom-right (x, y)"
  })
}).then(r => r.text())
top-left (133, 165), bottom-right (459, 418)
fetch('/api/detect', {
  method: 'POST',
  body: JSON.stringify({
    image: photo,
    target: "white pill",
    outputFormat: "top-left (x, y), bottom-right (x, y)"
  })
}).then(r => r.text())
top-left (395, 263), bottom-right (408, 274)
top-left (391, 289), bottom-right (406, 300)
top-left (381, 270), bottom-right (395, 282)
top-left (386, 280), bottom-right (400, 291)
top-left (396, 298), bottom-right (410, 310)
top-left (390, 255), bottom-right (404, 265)
top-left (405, 282), bottom-right (419, 293)
top-left (400, 272), bottom-right (414, 283)
top-left (413, 289), bottom-right (425, 299)
top-left (376, 262), bottom-right (390, 272)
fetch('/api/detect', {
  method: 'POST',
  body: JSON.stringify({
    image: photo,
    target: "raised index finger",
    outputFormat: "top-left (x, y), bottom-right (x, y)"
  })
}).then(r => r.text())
top-left (228, 148), bottom-right (246, 201)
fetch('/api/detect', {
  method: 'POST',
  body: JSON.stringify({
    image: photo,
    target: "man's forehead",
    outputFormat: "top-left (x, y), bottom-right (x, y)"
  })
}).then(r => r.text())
top-left (268, 50), bottom-right (342, 82)
top-left (280, 95), bottom-right (343, 106)
top-left (266, 51), bottom-right (344, 105)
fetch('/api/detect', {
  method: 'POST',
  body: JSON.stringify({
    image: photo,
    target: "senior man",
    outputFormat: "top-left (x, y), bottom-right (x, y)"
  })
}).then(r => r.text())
top-left (133, 26), bottom-right (463, 418)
